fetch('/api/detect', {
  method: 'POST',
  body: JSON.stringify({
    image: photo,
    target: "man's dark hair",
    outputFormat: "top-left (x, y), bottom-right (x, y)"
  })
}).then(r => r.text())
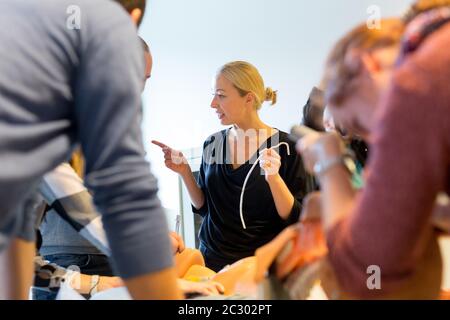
top-left (115, 0), bottom-right (146, 26)
top-left (301, 87), bottom-right (325, 132)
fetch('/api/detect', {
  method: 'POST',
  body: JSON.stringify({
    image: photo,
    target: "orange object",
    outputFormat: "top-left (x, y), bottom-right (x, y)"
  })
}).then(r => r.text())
top-left (176, 221), bottom-right (328, 297)
top-left (182, 264), bottom-right (216, 282)
top-left (181, 257), bottom-right (257, 296)
top-left (212, 257), bottom-right (256, 296)
top-left (276, 221), bottom-right (328, 279)
top-left (175, 248), bottom-right (205, 278)
top-left (254, 224), bottom-right (300, 282)
top-left (254, 221), bottom-right (327, 282)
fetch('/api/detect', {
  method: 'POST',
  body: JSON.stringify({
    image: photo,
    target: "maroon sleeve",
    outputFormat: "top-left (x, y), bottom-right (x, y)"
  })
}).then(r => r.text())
top-left (326, 39), bottom-right (450, 298)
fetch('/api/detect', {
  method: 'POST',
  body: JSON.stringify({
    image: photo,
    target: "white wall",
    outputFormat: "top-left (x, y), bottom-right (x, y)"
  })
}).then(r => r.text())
top-left (138, 0), bottom-right (412, 212)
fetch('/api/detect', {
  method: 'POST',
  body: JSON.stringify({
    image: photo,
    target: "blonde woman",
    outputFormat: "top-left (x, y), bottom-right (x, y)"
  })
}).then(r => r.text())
top-left (153, 61), bottom-right (312, 271)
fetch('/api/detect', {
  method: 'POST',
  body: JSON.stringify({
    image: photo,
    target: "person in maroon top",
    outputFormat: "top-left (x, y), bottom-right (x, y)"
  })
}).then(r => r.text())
top-left (296, 3), bottom-right (450, 298)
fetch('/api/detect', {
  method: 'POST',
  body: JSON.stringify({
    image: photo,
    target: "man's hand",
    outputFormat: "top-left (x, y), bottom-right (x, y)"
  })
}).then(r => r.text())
top-left (296, 132), bottom-right (345, 174)
top-left (177, 279), bottom-right (225, 296)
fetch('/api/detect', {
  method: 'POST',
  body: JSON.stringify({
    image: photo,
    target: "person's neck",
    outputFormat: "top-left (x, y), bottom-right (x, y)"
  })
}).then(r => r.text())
top-left (232, 115), bottom-right (273, 133)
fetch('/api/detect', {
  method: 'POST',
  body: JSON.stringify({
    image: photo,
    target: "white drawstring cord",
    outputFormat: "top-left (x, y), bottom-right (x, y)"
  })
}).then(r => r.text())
top-left (239, 142), bottom-right (291, 229)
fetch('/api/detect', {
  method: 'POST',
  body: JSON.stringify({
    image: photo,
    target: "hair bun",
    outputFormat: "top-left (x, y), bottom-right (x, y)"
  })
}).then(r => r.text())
top-left (265, 87), bottom-right (278, 106)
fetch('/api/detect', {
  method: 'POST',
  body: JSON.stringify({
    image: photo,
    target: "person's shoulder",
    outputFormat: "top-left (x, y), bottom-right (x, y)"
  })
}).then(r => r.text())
top-left (203, 129), bottom-right (228, 148)
top-left (420, 22), bottom-right (450, 55)
top-left (75, 0), bottom-right (135, 39)
top-left (96, 0), bottom-right (132, 20)
top-left (275, 130), bottom-right (296, 148)
top-left (77, 0), bottom-right (129, 18)
top-left (276, 130), bottom-right (290, 141)
top-left (397, 23), bottom-right (450, 84)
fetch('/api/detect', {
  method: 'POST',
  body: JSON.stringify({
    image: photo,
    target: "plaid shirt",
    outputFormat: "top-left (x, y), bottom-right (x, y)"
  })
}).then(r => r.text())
top-left (34, 163), bottom-right (110, 293)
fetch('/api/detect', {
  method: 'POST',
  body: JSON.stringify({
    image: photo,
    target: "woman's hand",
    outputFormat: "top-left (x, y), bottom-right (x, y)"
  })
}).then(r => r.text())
top-left (259, 148), bottom-right (281, 182)
top-left (296, 132), bottom-right (345, 174)
top-left (153, 140), bottom-right (205, 210)
top-left (177, 279), bottom-right (225, 296)
top-left (152, 140), bottom-right (190, 175)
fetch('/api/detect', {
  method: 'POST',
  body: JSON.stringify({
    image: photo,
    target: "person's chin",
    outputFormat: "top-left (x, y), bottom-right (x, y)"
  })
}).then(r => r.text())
top-left (220, 118), bottom-right (231, 126)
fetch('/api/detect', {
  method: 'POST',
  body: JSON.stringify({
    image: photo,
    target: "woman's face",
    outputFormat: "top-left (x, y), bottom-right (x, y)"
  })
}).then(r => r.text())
top-left (328, 92), bottom-right (374, 141)
top-left (210, 74), bottom-right (250, 126)
top-left (328, 46), bottom-right (397, 141)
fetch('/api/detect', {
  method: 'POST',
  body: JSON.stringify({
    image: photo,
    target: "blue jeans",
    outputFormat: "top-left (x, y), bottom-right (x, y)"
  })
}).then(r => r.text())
top-left (32, 253), bottom-right (114, 300)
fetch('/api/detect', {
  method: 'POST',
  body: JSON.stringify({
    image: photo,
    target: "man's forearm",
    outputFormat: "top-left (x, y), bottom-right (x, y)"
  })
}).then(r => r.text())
top-left (0, 238), bottom-right (35, 299)
top-left (318, 165), bottom-right (356, 231)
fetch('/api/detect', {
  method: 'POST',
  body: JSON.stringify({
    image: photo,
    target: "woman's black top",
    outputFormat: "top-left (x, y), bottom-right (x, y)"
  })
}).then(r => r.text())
top-left (193, 128), bottom-right (313, 271)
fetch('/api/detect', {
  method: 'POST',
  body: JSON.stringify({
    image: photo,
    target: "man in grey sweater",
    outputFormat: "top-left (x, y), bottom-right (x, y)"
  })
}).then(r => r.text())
top-left (0, 0), bottom-right (180, 299)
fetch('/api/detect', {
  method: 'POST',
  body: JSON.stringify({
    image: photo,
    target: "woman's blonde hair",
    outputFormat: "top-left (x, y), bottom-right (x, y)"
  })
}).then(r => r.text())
top-left (69, 147), bottom-right (85, 179)
top-left (321, 18), bottom-right (405, 106)
top-left (218, 61), bottom-right (277, 110)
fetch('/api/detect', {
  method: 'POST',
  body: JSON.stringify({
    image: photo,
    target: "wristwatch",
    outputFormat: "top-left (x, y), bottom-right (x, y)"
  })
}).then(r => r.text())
top-left (313, 154), bottom-right (356, 178)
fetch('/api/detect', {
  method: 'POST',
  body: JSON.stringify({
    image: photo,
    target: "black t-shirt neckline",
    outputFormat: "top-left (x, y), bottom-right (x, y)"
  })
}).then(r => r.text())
top-left (223, 127), bottom-right (280, 174)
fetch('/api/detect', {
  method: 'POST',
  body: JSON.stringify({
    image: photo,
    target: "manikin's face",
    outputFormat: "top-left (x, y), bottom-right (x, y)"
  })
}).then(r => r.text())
top-left (210, 74), bottom-right (253, 126)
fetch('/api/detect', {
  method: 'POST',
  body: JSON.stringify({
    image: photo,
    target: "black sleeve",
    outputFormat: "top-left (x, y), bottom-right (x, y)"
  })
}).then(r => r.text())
top-left (191, 134), bottom-right (221, 217)
top-left (191, 155), bottom-right (208, 217)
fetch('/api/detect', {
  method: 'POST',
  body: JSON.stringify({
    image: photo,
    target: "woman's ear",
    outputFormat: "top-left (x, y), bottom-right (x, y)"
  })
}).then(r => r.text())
top-left (130, 8), bottom-right (143, 26)
top-left (245, 92), bottom-right (255, 108)
top-left (344, 48), bottom-right (380, 76)
top-left (360, 52), bottom-right (381, 74)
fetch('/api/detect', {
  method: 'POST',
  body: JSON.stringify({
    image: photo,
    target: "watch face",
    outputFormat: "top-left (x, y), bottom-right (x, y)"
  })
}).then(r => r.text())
top-left (344, 157), bottom-right (357, 173)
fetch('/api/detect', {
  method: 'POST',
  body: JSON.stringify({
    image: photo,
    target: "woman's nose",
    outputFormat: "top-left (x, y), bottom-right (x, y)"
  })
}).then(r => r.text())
top-left (210, 96), bottom-right (218, 108)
